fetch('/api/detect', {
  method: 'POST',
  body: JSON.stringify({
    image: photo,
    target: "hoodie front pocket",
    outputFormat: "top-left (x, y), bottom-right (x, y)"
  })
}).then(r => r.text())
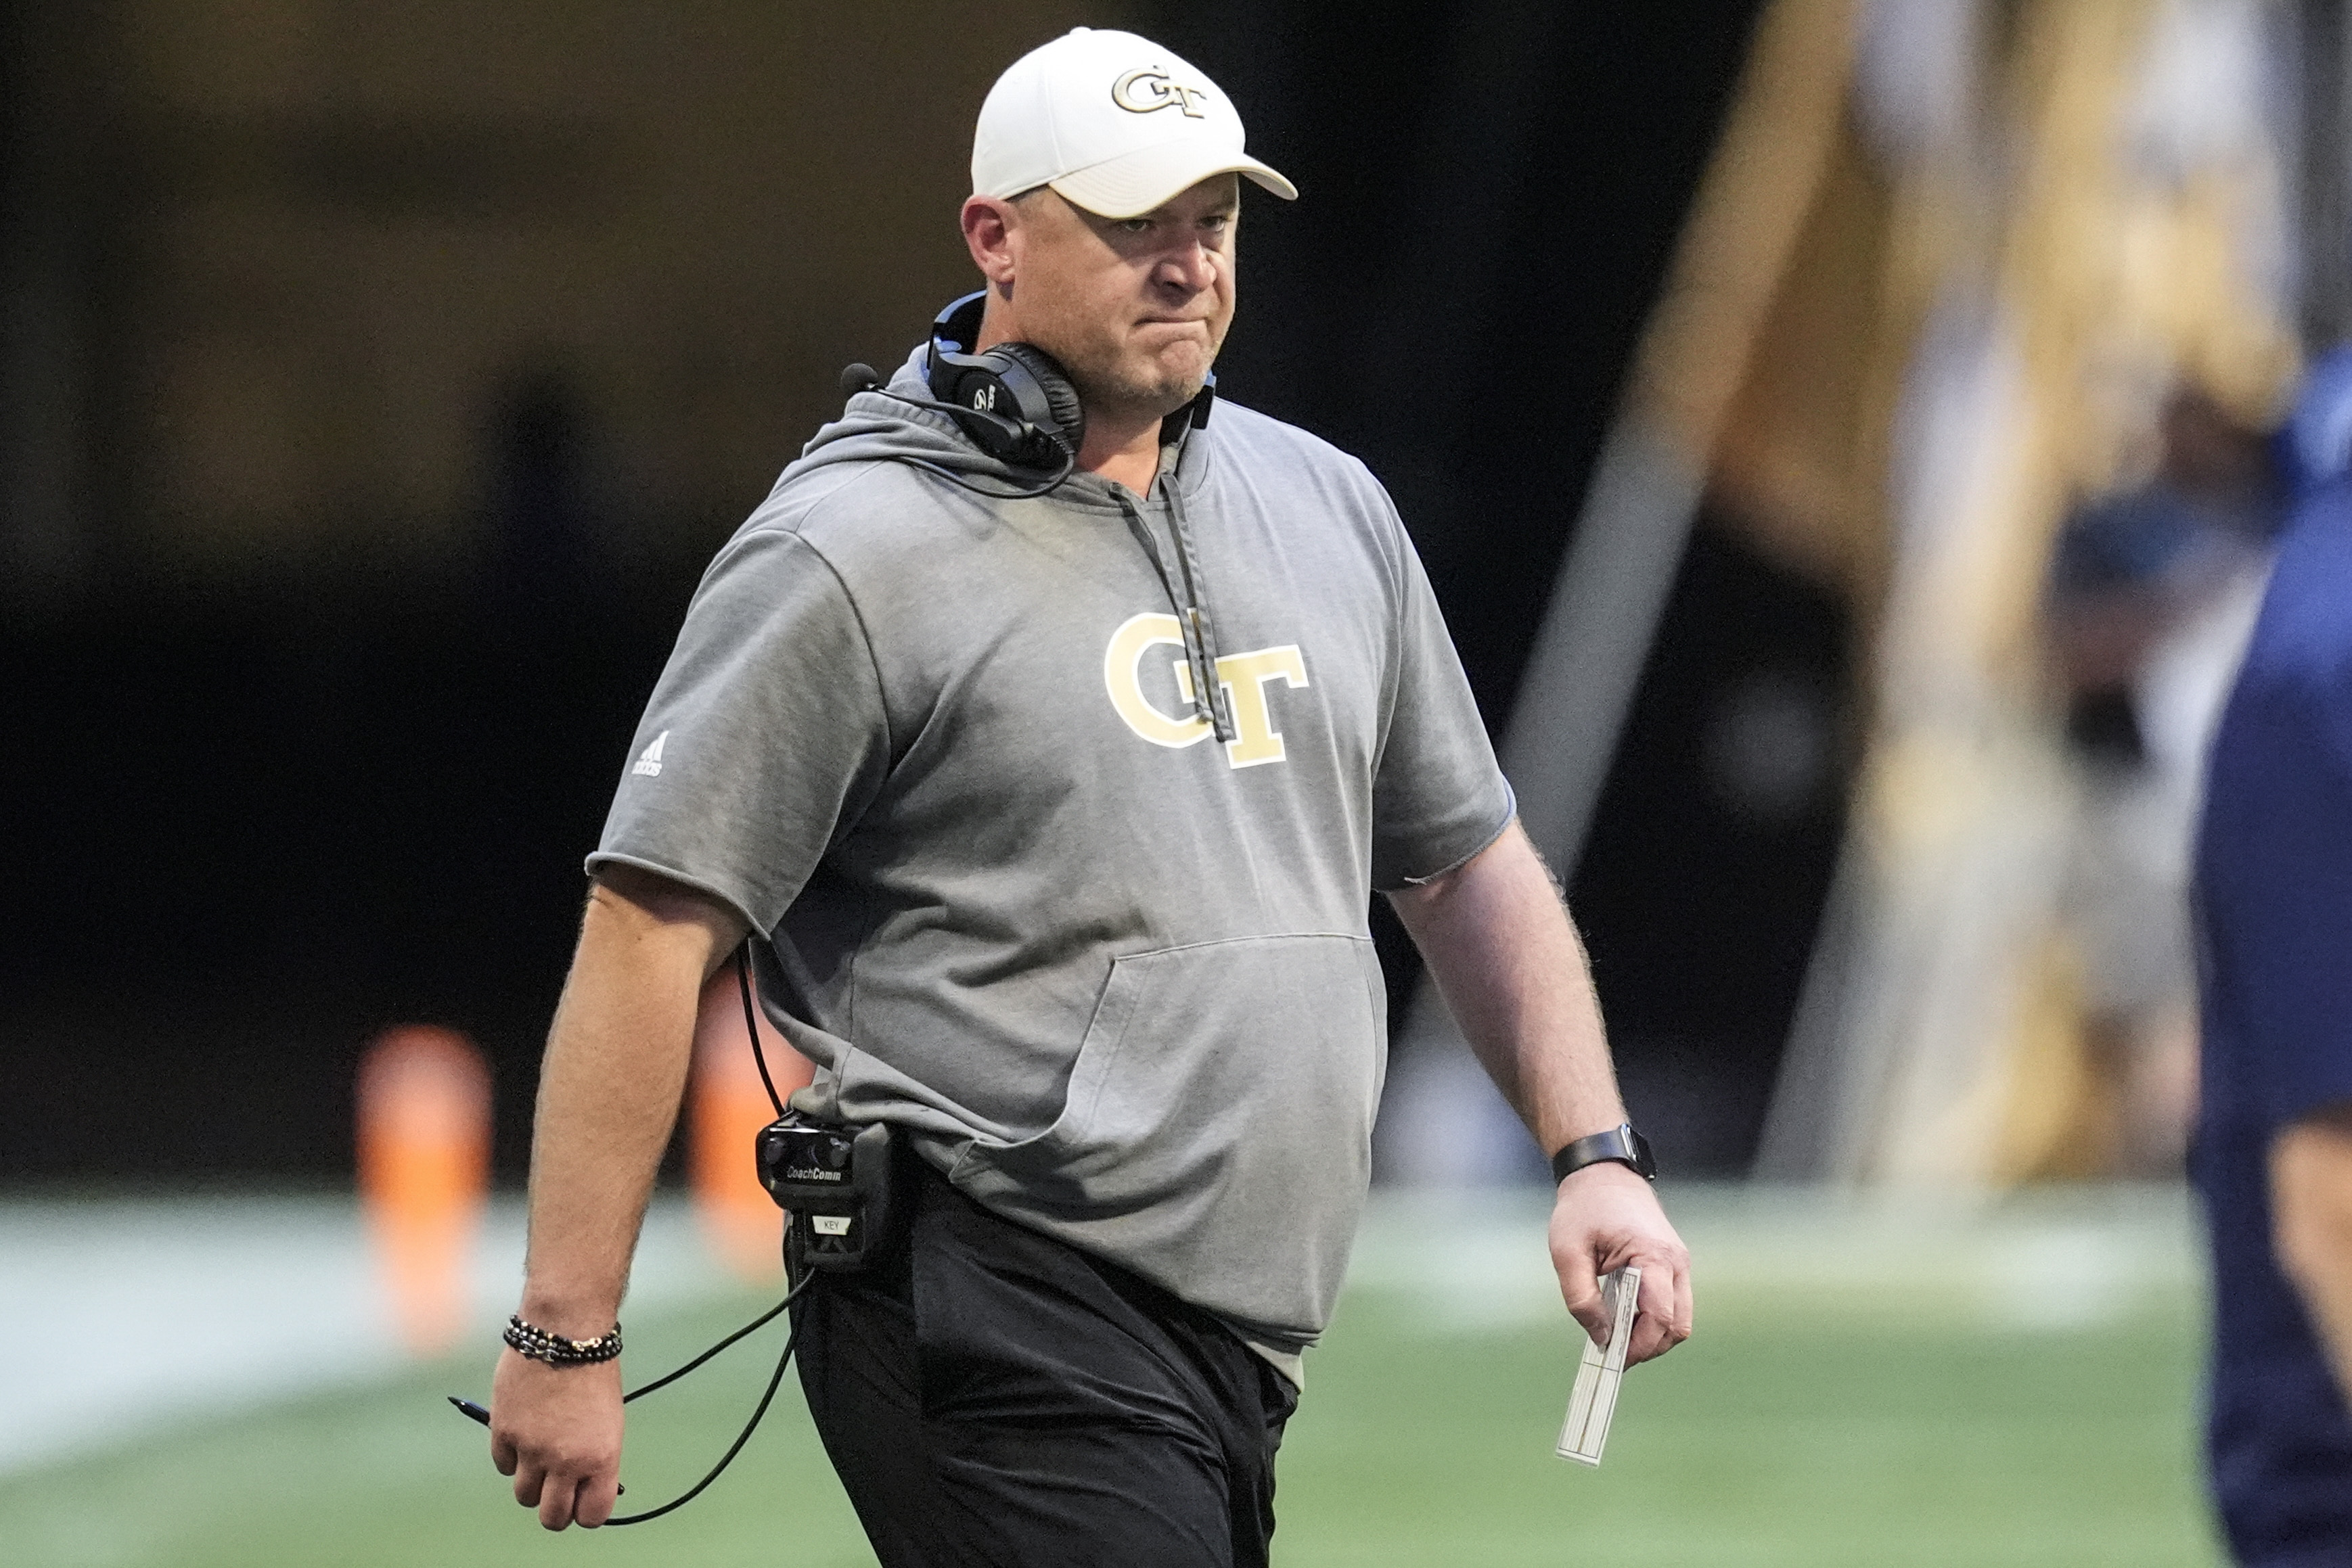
top-left (947, 932), bottom-right (1387, 1329)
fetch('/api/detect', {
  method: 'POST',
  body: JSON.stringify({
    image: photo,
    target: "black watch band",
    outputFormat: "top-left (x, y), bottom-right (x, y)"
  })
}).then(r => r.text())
top-left (1550, 1122), bottom-right (1657, 1184)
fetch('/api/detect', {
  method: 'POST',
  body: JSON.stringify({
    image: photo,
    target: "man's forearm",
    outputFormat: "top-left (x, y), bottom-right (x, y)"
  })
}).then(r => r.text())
top-left (1387, 821), bottom-right (1625, 1154)
top-left (2273, 1107), bottom-right (2352, 1398)
top-left (520, 869), bottom-right (746, 1333)
top-left (1390, 818), bottom-right (1691, 1363)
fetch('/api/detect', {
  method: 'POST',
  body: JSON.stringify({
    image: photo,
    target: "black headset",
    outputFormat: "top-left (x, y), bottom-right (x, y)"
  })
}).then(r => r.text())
top-left (922, 290), bottom-right (1086, 469)
top-left (835, 292), bottom-right (1081, 497)
top-left (838, 290), bottom-right (1215, 499)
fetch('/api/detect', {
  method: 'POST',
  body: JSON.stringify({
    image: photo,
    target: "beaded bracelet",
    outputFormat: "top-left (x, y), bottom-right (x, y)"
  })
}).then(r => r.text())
top-left (503, 1314), bottom-right (623, 1366)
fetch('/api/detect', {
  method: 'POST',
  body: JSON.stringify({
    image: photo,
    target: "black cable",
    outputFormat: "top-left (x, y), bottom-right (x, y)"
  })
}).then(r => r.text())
top-left (604, 1282), bottom-right (811, 1527)
top-left (736, 945), bottom-right (787, 1119)
top-left (890, 449), bottom-right (1076, 501)
top-left (595, 950), bottom-right (808, 1519)
top-left (453, 948), bottom-right (815, 1522)
top-left (622, 1271), bottom-right (814, 1405)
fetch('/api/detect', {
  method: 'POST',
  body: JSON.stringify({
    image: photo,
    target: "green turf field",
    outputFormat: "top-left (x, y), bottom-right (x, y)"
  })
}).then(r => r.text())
top-left (0, 1186), bottom-right (2223, 1567)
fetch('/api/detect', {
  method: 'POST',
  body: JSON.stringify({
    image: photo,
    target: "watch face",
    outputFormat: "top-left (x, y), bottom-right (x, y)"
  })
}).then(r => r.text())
top-left (1625, 1127), bottom-right (1658, 1179)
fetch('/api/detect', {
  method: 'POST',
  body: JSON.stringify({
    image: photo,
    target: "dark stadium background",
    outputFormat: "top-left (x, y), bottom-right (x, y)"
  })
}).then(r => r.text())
top-left (0, 0), bottom-right (1840, 1184)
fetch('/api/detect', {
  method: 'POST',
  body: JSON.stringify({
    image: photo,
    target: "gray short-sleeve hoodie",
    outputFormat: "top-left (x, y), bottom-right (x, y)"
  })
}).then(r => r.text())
top-left (591, 348), bottom-right (1512, 1357)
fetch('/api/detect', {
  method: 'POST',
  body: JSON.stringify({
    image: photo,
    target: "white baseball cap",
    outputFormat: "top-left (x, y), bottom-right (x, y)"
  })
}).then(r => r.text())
top-left (971, 28), bottom-right (1298, 218)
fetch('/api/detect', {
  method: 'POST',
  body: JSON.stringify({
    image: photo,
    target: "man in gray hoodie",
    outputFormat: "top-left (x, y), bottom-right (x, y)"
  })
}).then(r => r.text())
top-left (486, 26), bottom-right (1691, 1564)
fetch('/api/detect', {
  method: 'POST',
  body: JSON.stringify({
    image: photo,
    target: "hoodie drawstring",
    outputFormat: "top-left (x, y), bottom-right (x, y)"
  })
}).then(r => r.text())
top-left (1114, 474), bottom-right (1236, 743)
top-left (1162, 474), bottom-right (1235, 743)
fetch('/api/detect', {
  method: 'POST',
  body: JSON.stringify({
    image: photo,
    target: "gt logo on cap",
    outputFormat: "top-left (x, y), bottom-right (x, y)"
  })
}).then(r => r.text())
top-left (1112, 68), bottom-right (1208, 118)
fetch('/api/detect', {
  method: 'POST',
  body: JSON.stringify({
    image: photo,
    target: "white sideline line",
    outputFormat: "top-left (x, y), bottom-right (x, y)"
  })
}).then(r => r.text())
top-left (0, 1182), bottom-right (2204, 1475)
top-left (1343, 1182), bottom-right (2202, 1333)
top-left (0, 1195), bottom-right (730, 1476)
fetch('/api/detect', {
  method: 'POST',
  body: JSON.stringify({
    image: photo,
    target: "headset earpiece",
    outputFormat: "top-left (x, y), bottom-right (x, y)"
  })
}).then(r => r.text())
top-left (924, 291), bottom-right (1085, 469)
top-left (985, 342), bottom-right (1086, 455)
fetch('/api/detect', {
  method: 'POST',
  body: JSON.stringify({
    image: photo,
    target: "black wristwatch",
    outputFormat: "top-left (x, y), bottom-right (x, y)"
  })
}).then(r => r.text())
top-left (1550, 1122), bottom-right (1657, 1184)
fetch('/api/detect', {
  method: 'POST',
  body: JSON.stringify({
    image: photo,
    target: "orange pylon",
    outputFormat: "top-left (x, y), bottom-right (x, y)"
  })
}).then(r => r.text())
top-left (356, 1025), bottom-right (492, 1358)
top-left (691, 960), bottom-right (813, 1281)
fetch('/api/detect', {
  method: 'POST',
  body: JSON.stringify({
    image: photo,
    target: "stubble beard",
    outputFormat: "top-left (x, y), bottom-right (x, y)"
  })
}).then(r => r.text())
top-left (1079, 367), bottom-right (1206, 423)
top-left (1077, 350), bottom-right (1213, 425)
top-left (1067, 333), bottom-right (1221, 426)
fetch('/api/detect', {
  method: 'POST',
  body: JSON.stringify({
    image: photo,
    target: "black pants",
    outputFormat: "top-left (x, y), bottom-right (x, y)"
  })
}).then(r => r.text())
top-left (790, 1159), bottom-right (1298, 1567)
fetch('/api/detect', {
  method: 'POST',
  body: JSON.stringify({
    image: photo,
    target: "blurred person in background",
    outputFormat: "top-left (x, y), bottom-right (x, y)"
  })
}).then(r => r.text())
top-left (2194, 348), bottom-right (2352, 1564)
top-left (2045, 387), bottom-right (2282, 1177)
top-left (481, 26), bottom-right (1690, 1562)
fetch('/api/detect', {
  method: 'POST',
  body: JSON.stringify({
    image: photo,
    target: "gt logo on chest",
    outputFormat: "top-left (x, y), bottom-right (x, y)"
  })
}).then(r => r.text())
top-left (1103, 612), bottom-right (1310, 769)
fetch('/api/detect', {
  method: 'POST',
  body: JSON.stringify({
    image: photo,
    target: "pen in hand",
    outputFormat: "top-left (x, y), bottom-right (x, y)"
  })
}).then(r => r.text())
top-left (449, 1397), bottom-right (624, 1494)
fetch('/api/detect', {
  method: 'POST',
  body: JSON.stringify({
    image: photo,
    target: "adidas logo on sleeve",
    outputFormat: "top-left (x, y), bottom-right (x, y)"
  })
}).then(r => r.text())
top-left (632, 731), bottom-right (669, 777)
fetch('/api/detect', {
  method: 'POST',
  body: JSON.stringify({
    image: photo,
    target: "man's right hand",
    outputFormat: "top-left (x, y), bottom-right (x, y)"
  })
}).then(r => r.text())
top-left (488, 1346), bottom-right (626, 1530)
top-left (487, 867), bottom-right (744, 1529)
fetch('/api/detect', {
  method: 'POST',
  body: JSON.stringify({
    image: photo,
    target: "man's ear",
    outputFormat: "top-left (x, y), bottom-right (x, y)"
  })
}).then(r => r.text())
top-left (961, 195), bottom-right (1019, 289)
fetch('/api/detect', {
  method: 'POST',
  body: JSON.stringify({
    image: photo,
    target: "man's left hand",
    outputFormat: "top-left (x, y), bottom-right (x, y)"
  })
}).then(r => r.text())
top-left (1547, 1161), bottom-right (1692, 1365)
